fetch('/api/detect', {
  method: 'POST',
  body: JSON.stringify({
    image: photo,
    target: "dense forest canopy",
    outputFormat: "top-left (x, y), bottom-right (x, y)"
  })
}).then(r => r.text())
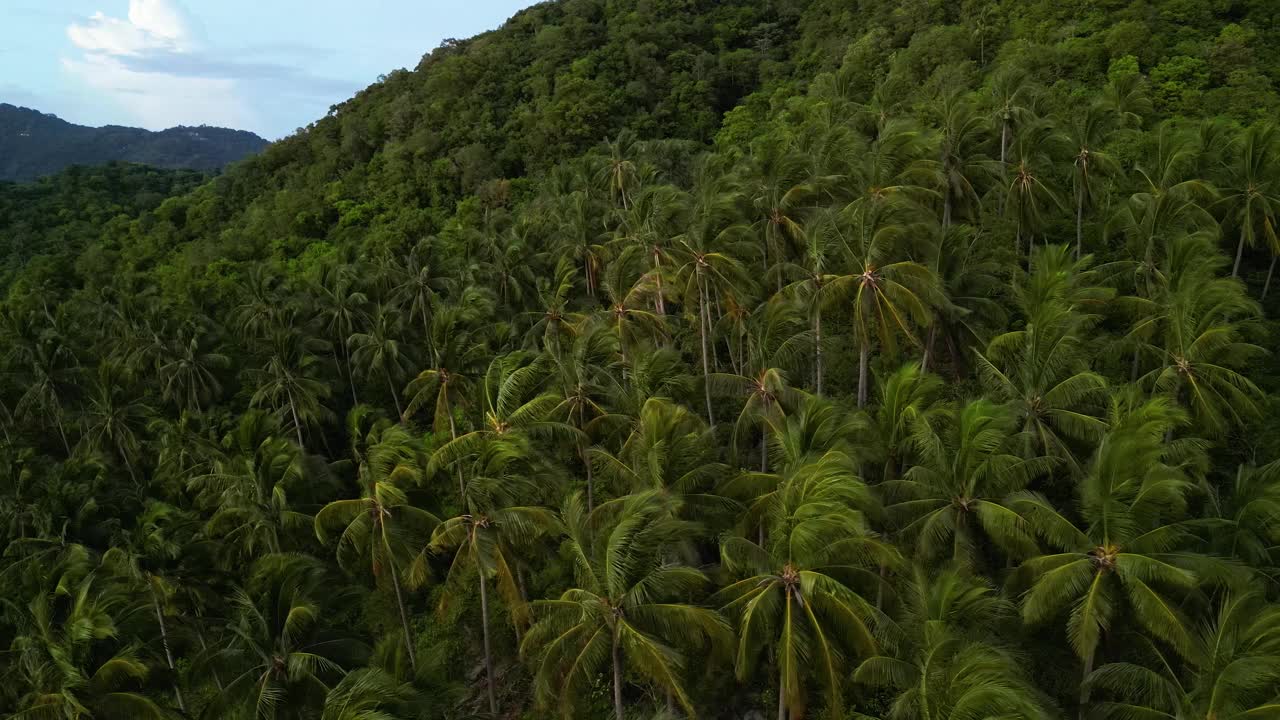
top-left (4, 0), bottom-right (1280, 719)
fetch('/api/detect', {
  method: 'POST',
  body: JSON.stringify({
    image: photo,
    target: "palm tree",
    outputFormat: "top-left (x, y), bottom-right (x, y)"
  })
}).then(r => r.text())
top-left (1216, 122), bottom-right (1280, 280)
top-left (714, 465), bottom-right (893, 719)
top-left (976, 245), bottom-right (1112, 469)
top-left (1002, 119), bottom-right (1066, 257)
top-left (523, 491), bottom-right (728, 720)
top-left (1133, 239), bottom-right (1264, 436)
top-left (867, 362), bottom-right (945, 482)
top-left (321, 668), bottom-right (419, 720)
top-left (157, 327), bottom-right (229, 415)
top-left (1087, 592), bottom-right (1280, 720)
top-left (427, 352), bottom-right (568, 496)
top-left (597, 244), bottom-right (666, 371)
top-left (313, 264), bottom-right (370, 406)
top-left (988, 67), bottom-right (1036, 207)
top-left (189, 411), bottom-right (314, 562)
top-left (825, 198), bottom-right (939, 408)
top-left (1203, 460), bottom-right (1280, 574)
top-left (349, 304), bottom-right (410, 418)
top-left (315, 415), bottom-right (437, 673)
top-left (248, 322), bottom-right (332, 450)
top-left (854, 566), bottom-right (1050, 720)
top-left (202, 554), bottom-right (365, 720)
top-left (550, 321), bottom-right (618, 511)
top-left (7, 547), bottom-right (168, 720)
top-left (590, 396), bottom-right (729, 519)
top-left (884, 398), bottom-right (1050, 568)
top-left (79, 362), bottom-right (152, 487)
top-left (935, 91), bottom-right (993, 229)
top-left (1066, 103), bottom-right (1122, 259)
top-left (1015, 395), bottom-right (1234, 711)
top-left (425, 444), bottom-right (560, 717)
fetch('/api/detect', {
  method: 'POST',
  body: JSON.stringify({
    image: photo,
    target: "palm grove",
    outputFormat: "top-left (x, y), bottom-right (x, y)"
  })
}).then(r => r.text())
top-left (5, 2), bottom-right (1280, 720)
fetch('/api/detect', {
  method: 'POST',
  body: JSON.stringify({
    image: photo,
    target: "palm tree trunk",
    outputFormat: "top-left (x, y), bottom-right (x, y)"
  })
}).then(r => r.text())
top-left (999, 120), bottom-right (1009, 216)
top-left (390, 562), bottom-right (418, 672)
top-left (1233, 229), bottom-right (1247, 278)
top-left (286, 387), bottom-right (305, 449)
top-left (479, 570), bottom-right (497, 716)
top-left (814, 302), bottom-right (824, 397)
top-left (776, 664), bottom-right (787, 720)
top-left (921, 323), bottom-right (938, 373)
top-left (343, 342), bottom-right (360, 406)
top-left (653, 248), bottom-right (666, 315)
top-left (1076, 184), bottom-right (1085, 260)
top-left (1265, 253), bottom-right (1279, 299)
top-left (194, 624), bottom-right (225, 691)
top-left (151, 585), bottom-right (186, 713)
top-left (1078, 649), bottom-right (1095, 719)
top-left (857, 342), bottom-right (870, 409)
top-left (613, 627), bottom-right (625, 720)
top-left (55, 415), bottom-right (71, 456)
top-left (698, 275), bottom-right (714, 427)
top-left (384, 368), bottom-right (403, 418)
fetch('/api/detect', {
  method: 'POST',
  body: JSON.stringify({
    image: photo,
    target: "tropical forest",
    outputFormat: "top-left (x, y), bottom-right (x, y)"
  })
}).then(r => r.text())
top-left (4, 0), bottom-right (1280, 719)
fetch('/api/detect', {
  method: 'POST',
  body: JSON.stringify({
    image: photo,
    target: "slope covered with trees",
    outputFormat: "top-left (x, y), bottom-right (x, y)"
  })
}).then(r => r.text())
top-left (0, 104), bottom-right (267, 182)
top-left (4, 1), bottom-right (1280, 719)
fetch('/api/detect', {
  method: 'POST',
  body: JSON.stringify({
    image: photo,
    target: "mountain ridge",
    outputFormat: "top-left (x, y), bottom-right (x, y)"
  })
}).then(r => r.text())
top-left (0, 103), bottom-right (269, 182)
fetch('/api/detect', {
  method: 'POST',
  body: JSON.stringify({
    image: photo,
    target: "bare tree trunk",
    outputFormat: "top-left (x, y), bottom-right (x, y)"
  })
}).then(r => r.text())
top-left (921, 323), bottom-right (938, 373)
top-left (814, 304), bottom-right (824, 397)
top-left (286, 387), bottom-right (305, 450)
top-left (699, 276), bottom-right (715, 428)
top-left (1233, 230), bottom-right (1247, 278)
top-left (385, 369), bottom-right (403, 418)
top-left (151, 584), bottom-right (186, 713)
top-left (390, 562), bottom-right (418, 672)
top-left (999, 120), bottom-right (1009, 216)
top-left (857, 342), bottom-right (870, 409)
top-left (613, 628), bottom-right (625, 720)
top-left (194, 624), bottom-right (225, 691)
top-left (1076, 185), bottom-right (1085, 260)
top-left (343, 342), bottom-right (360, 407)
top-left (479, 570), bottom-right (497, 716)
top-left (1078, 649), bottom-right (1096, 719)
top-left (777, 664), bottom-right (787, 720)
top-left (1265, 254), bottom-right (1279, 299)
top-left (653, 248), bottom-right (666, 316)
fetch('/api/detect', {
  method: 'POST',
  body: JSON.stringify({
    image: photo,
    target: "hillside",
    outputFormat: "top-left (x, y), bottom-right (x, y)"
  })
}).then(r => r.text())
top-left (4, 1), bottom-right (1280, 719)
top-left (0, 103), bottom-right (268, 182)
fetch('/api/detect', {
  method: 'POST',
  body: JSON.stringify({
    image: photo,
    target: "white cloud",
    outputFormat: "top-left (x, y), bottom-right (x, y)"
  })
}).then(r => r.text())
top-left (63, 0), bottom-right (253, 130)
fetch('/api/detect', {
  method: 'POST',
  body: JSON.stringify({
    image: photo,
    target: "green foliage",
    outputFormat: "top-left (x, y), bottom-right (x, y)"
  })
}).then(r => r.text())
top-left (5, 1), bottom-right (1280, 720)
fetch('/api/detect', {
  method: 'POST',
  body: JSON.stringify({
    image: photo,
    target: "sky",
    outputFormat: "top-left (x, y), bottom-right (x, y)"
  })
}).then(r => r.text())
top-left (0, 0), bottom-right (536, 139)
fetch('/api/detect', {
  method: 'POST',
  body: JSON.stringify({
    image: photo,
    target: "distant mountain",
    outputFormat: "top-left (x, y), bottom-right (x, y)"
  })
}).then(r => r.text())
top-left (0, 104), bottom-right (268, 182)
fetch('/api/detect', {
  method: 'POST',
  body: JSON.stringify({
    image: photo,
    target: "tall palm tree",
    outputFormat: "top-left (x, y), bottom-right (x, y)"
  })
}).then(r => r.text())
top-left (1066, 103), bottom-right (1122, 259)
top-left (248, 323), bottom-right (332, 450)
top-left (349, 304), bottom-right (410, 418)
top-left (202, 554), bottom-right (365, 720)
top-left (1216, 122), bottom-right (1280, 280)
top-left (1015, 396), bottom-right (1233, 711)
top-left (424, 441), bottom-right (560, 717)
top-left (321, 668), bottom-right (419, 720)
top-left (854, 566), bottom-right (1051, 720)
top-left (1087, 592), bottom-right (1280, 720)
top-left (976, 245), bottom-right (1112, 469)
top-left (825, 198), bottom-right (940, 408)
top-left (523, 491), bottom-right (728, 720)
top-left (884, 398), bottom-right (1050, 568)
top-left (714, 464), bottom-right (893, 720)
top-left (315, 414), bottom-right (437, 672)
top-left (313, 265), bottom-right (370, 407)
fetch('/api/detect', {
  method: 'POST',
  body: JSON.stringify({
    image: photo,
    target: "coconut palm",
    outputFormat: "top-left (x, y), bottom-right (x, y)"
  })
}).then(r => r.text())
top-left (424, 442), bottom-right (560, 717)
top-left (349, 304), bottom-right (410, 418)
top-left (1066, 103), bottom-right (1122, 259)
top-left (1015, 395), bottom-right (1234, 709)
top-left (884, 398), bottom-right (1050, 567)
top-left (713, 465), bottom-right (893, 720)
top-left (854, 566), bottom-right (1051, 720)
top-left (315, 414), bottom-right (437, 672)
top-left (523, 491), bottom-right (729, 720)
top-left (1087, 592), bottom-right (1280, 720)
top-left (248, 323), bottom-right (332, 450)
top-left (1216, 122), bottom-right (1280, 280)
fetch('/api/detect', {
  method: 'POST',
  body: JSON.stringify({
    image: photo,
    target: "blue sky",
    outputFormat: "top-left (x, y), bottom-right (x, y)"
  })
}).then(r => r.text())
top-left (1, 0), bottom-right (536, 139)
